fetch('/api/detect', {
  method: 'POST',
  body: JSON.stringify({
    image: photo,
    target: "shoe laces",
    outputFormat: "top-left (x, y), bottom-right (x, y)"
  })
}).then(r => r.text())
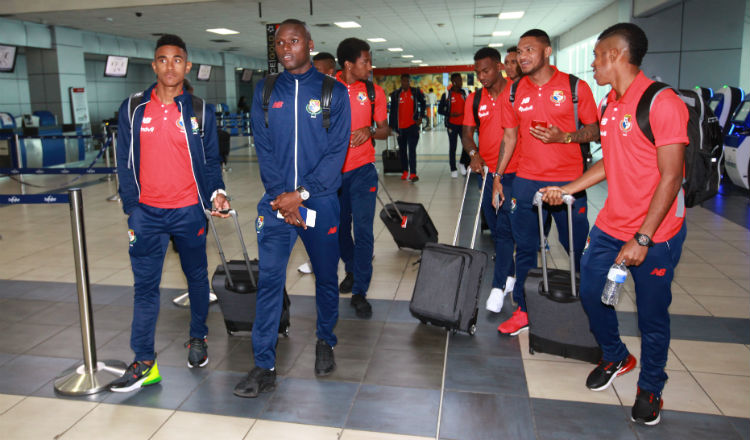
top-left (185, 337), bottom-right (207, 349)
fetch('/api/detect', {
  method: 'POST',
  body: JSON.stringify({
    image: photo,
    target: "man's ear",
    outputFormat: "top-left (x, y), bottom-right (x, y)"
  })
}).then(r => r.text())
top-left (544, 45), bottom-right (553, 59)
top-left (185, 61), bottom-right (192, 74)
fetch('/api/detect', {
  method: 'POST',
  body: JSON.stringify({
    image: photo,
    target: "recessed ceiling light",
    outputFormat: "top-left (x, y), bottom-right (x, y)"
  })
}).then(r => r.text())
top-left (206, 28), bottom-right (239, 35)
top-left (372, 65), bottom-right (377, 68)
top-left (388, 47), bottom-right (404, 52)
top-left (498, 11), bottom-right (525, 19)
top-left (411, 60), bottom-right (423, 63)
top-left (401, 54), bottom-right (414, 58)
top-left (310, 51), bottom-right (319, 55)
top-left (489, 43), bottom-right (504, 47)
top-left (492, 30), bottom-right (512, 37)
top-left (367, 37), bottom-right (386, 42)
top-left (334, 21), bottom-right (361, 28)
top-left (419, 64), bottom-right (429, 67)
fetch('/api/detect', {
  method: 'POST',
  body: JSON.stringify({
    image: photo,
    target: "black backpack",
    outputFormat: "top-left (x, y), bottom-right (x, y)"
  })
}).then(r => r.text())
top-left (129, 92), bottom-right (205, 137)
top-left (602, 82), bottom-right (722, 208)
top-left (510, 74), bottom-right (592, 167)
top-left (472, 89), bottom-right (482, 133)
top-left (262, 73), bottom-right (336, 130)
top-left (437, 92), bottom-right (449, 117)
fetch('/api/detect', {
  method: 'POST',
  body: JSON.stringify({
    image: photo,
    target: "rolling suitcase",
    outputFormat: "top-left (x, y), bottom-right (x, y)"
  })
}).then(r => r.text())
top-left (409, 168), bottom-right (489, 335)
top-left (524, 192), bottom-right (601, 363)
top-left (377, 175), bottom-right (438, 250)
top-left (205, 209), bottom-right (290, 336)
top-left (381, 135), bottom-right (401, 174)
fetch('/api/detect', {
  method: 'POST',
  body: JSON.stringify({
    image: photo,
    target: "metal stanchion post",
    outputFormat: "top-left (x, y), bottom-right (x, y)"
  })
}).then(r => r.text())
top-left (14, 134), bottom-right (25, 195)
top-left (106, 132), bottom-right (121, 202)
top-left (54, 188), bottom-right (126, 395)
top-left (103, 136), bottom-right (113, 181)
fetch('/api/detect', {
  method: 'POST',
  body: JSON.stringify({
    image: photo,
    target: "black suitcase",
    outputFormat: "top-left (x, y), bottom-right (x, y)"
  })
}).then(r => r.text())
top-left (376, 176), bottom-right (438, 250)
top-left (205, 209), bottom-right (290, 336)
top-left (218, 129), bottom-right (231, 164)
top-left (410, 169), bottom-right (489, 335)
top-left (524, 192), bottom-right (601, 363)
top-left (382, 135), bottom-right (401, 174)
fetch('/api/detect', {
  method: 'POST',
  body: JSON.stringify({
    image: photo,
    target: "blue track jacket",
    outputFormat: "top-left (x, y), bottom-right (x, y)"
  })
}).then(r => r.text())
top-left (251, 67), bottom-right (351, 199)
top-left (116, 83), bottom-right (225, 215)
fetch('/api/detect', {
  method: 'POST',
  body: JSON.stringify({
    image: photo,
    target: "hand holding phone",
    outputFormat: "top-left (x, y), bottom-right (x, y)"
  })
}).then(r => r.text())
top-left (531, 120), bottom-right (548, 129)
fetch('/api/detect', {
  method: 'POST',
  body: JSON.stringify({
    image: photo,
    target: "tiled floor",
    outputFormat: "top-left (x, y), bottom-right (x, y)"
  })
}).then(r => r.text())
top-left (0, 129), bottom-right (748, 439)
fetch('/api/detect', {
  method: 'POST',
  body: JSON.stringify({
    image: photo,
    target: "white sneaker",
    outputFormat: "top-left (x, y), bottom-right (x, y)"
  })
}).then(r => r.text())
top-left (504, 276), bottom-right (516, 295)
top-left (458, 164), bottom-right (467, 176)
top-left (486, 288), bottom-right (506, 313)
top-left (451, 170), bottom-right (458, 178)
top-left (297, 261), bottom-right (312, 274)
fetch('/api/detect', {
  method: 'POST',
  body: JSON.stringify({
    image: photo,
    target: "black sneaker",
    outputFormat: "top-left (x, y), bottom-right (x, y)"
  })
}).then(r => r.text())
top-left (350, 294), bottom-right (373, 319)
top-left (109, 360), bottom-right (161, 393)
top-left (586, 354), bottom-right (636, 391)
top-left (185, 337), bottom-right (208, 368)
top-left (339, 272), bottom-right (354, 294)
top-left (233, 366), bottom-right (276, 398)
top-left (315, 339), bottom-right (336, 376)
top-left (631, 387), bottom-right (663, 426)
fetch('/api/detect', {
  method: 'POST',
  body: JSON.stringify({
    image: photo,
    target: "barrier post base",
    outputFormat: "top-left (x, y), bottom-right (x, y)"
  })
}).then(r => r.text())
top-left (172, 291), bottom-right (218, 307)
top-left (54, 360), bottom-right (128, 396)
top-left (106, 194), bottom-right (120, 202)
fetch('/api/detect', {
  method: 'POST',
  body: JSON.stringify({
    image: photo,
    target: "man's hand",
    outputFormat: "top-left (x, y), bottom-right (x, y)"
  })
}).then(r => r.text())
top-left (529, 125), bottom-right (566, 144)
top-left (539, 186), bottom-right (566, 206)
top-left (350, 127), bottom-right (371, 147)
top-left (615, 239), bottom-right (648, 266)
top-left (270, 192), bottom-right (307, 229)
top-left (469, 153), bottom-right (485, 175)
top-left (416, 118), bottom-right (423, 127)
top-left (492, 175), bottom-right (505, 209)
top-left (210, 193), bottom-right (231, 218)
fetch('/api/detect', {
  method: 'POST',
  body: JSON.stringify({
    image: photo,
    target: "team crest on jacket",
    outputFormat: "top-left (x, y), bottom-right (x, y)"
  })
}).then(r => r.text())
top-left (357, 91), bottom-right (368, 103)
top-left (619, 114), bottom-right (633, 133)
top-left (306, 99), bottom-right (322, 117)
top-left (510, 198), bottom-right (517, 213)
top-left (127, 229), bottom-right (136, 245)
top-left (190, 117), bottom-right (199, 135)
top-left (256, 216), bottom-right (264, 233)
top-left (550, 90), bottom-right (565, 105)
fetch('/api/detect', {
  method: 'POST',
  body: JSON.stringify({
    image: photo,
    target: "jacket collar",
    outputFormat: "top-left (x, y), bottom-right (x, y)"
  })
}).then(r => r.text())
top-left (141, 82), bottom-right (191, 105)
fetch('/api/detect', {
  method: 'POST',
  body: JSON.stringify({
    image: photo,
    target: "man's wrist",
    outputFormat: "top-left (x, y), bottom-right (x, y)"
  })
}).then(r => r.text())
top-left (469, 149), bottom-right (477, 157)
top-left (210, 189), bottom-right (227, 202)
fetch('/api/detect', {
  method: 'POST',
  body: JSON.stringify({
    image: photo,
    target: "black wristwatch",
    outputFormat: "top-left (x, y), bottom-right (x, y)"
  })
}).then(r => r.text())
top-left (634, 232), bottom-right (654, 247)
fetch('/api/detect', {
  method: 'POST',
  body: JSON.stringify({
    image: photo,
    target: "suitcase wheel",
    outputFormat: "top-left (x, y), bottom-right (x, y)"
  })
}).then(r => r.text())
top-left (418, 318), bottom-right (427, 325)
top-left (227, 329), bottom-right (235, 336)
top-left (282, 325), bottom-right (290, 337)
top-left (468, 324), bottom-right (477, 336)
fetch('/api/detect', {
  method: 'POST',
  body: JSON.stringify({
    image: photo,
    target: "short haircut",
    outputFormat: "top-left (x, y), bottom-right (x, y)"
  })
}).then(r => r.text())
top-left (474, 47), bottom-right (502, 62)
top-left (313, 52), bottom-right (336, 63)
top-left (401, 73), bottom-right (410, 79)
top-left (276, 18), bottom-right (312, 40)
top-left (506, 46), bottom-right (518, 54)
top-left (520, 29), bottom-right (551, 46)
top-left (598, 22), bottom-right (649, 67)
top-left (156, 34), bottom-right (187, 54)
top-left (336, 38), bottom-right (370, 68)
top-left (450, 72), bottom-right (462, 81)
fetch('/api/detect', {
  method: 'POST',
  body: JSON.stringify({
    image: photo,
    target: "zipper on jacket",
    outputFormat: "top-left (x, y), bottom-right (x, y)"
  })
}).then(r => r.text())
top-left (178, 101), bottom-right (206, 209)
top-left (129, 101), bottom-right (148, 200)
top-left (294, 78), bottom-right (299, 189)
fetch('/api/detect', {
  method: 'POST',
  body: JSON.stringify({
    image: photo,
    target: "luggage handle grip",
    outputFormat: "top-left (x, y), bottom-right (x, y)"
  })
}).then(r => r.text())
top-left (532, 191), bottom-right (577, 296)
top-left (204, 209), bottom-right (257, 290)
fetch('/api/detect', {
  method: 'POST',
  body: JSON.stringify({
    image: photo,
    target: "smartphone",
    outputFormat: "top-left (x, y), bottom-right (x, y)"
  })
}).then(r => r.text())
top-left (531, 120), bottom-right (548, 129)
top-left (277, 206), bottom-right (317, 227)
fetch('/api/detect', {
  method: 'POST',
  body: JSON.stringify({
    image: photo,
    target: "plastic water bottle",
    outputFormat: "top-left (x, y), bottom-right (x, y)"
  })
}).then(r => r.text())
top-left (601, 262), bottom-right (628, 306)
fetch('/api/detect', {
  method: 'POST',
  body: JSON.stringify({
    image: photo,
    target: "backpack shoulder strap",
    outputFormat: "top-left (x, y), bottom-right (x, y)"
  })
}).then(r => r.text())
top-left (128, 92), bottom-right (144, 127)
top-left (321, 75), bottom-right (336, 130)
top-left (191, 94), bottom-right (205, 137)
top-left (569, 74), bottom-right (580, 129)
top-left (262, 73), bottom-right (279, 128)
top-left (509, 79), bottom-right (521, 105)
top-left (365, 80), bottom-right (376, 126)
top-left (473, 89), bottom-right (482, 128)
top-left (636, 81), bottom-right (672, 145)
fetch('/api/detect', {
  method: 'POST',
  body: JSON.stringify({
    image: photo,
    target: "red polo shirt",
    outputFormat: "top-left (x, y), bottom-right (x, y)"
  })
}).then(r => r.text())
top-left (139, 89), bottom-right (198, 208)
top-left (463, 86), bottom-right (518, 173)
top-left (398, 88), bottom-right (416, 129)
top-left (501, 66), bottom-right (598, 181)
top-left (448, 90), bottom-right (465, 125)
top-left (337, 72), bottom-right (388, 172)
top-left (595, 71), bottom-right (688, 242)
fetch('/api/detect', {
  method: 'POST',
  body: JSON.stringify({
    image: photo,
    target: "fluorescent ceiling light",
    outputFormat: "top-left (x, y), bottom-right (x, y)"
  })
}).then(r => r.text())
top-left (310, 51), bottom-right (319, 55)
top-left (489, 43), bottom-right (504, 47)
top-left (372, 65), bottom-right (377, 68)
top-left (492, 30), bottom-right (512, 37)
top-left (401, 54), bottom-right (414, 58)
top-left (498, 11), bottom-right (525, 19)
top-left (206, 28), bottom-right (239, 35)
top-left (388, 47), bottom-right (404, 52)
top-left (419, 64), bottom-right (429, 67)
top-left (411, 60), bottom-right (423, 63)
top-left (335, 21), bottom-right (361, 28)
top-left (367, 37), bottom-right (386, 42)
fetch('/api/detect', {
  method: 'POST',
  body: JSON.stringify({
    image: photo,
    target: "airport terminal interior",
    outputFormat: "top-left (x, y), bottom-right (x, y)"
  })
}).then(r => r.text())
top-left (0, 0), bottom-right (749, 439)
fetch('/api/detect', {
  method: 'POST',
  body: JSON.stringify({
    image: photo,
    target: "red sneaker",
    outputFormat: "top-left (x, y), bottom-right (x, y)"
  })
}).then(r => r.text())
top-left (497, 306), bottom-right (528, 336)
top-left (401, 171), bottom-right (408, 180)
top-left (409, 174), bottom-right (419, 182)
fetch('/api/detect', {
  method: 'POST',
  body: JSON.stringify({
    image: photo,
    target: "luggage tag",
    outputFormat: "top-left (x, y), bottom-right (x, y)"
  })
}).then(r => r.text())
top-left (277, 206), bottom-right (316, 227)
top-left (400, 214), bottom-right (408, 229)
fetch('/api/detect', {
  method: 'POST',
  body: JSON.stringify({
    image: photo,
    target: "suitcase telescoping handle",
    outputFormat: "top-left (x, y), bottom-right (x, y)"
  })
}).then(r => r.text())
top-left (452, 167), bottom-right (489, 249)
top-left (532, 191), bottom-right (576, 296)
top-left (375, 173), bottom-right (405, 221)
top-left (204, 209), bottom-right (257, 290)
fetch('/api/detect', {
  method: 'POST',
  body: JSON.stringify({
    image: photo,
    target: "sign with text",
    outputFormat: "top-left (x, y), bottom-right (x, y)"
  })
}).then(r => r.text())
top-left (266, 23), bottom-right (280, 74)
top-left (69, 87), bottom-right (90, 125)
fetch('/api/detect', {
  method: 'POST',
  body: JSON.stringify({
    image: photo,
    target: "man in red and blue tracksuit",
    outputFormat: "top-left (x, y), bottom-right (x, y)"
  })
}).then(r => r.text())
top-left (233, 19), bottom-right (351, 398)
top-left (388, 74), bottom-right (426, 182)
top-left (541, 23), bottom-right (688, 426)
top-left (111, 34), bottom-right (229, 393)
